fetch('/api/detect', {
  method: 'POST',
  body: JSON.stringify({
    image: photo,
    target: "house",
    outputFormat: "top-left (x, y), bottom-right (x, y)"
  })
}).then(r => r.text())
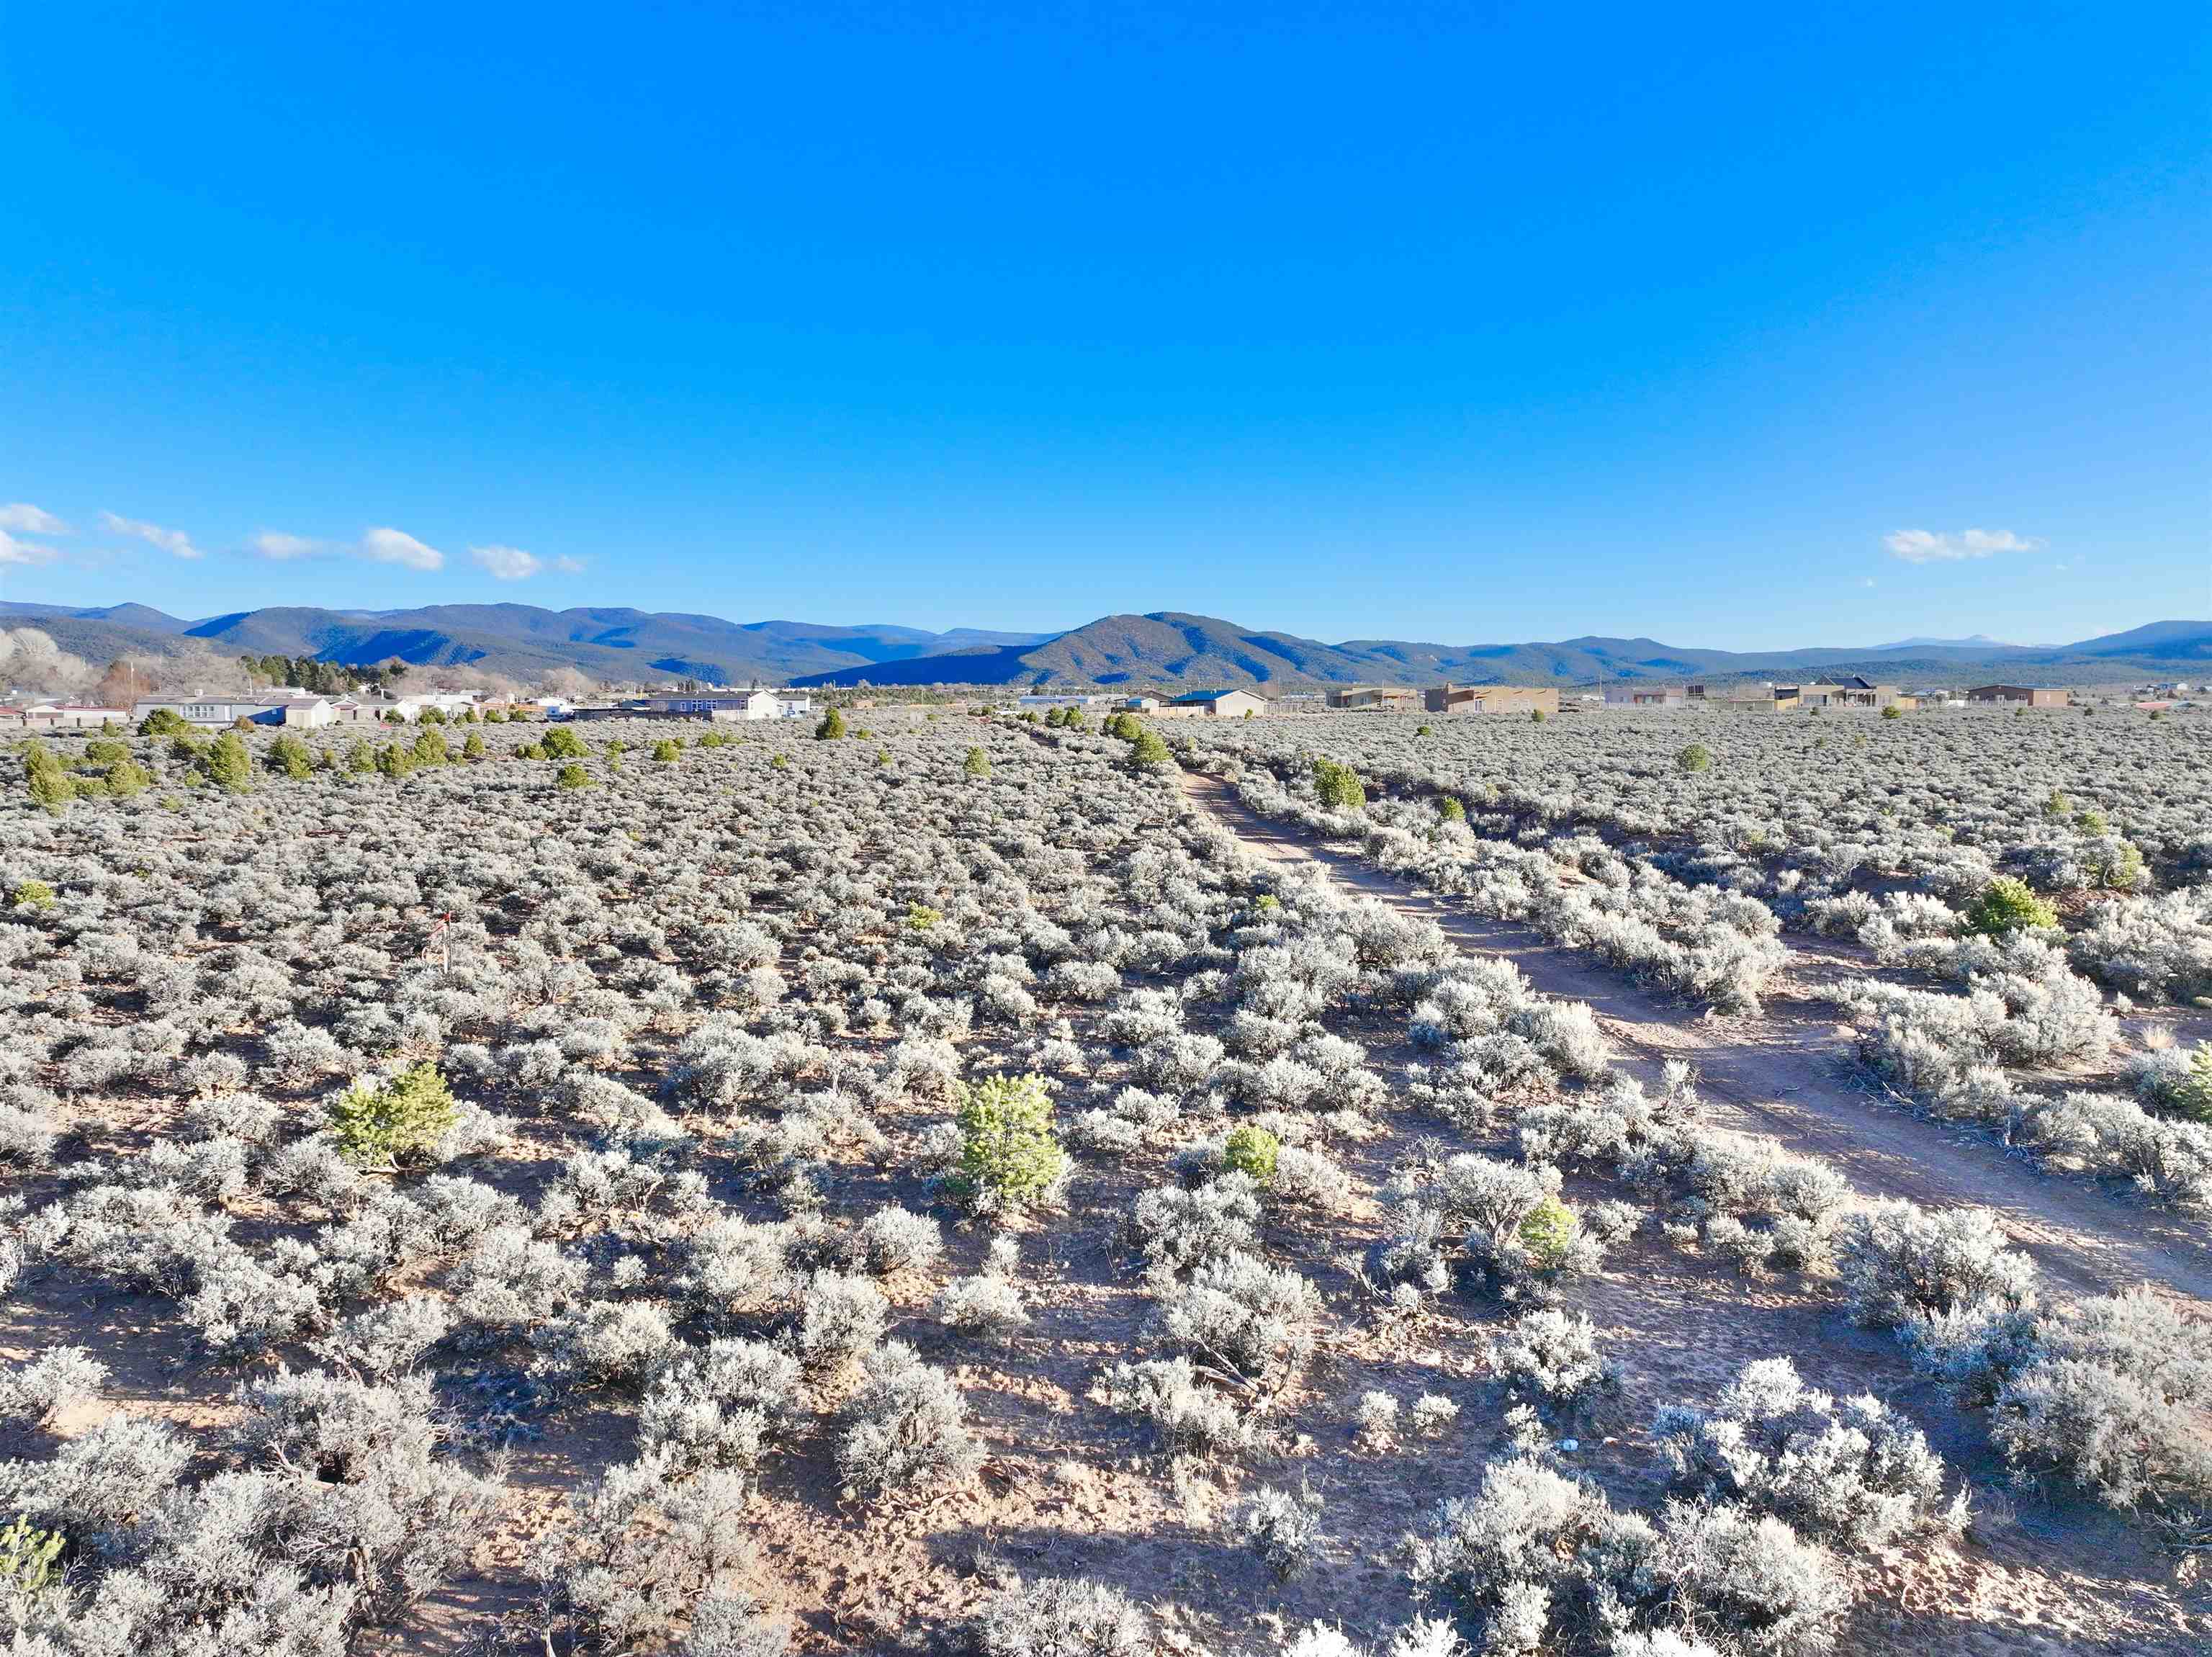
top-left (1966, 684), bottom-right (2069, 707)
top-left (1159, 689), bottom-right (1269, 719)
top-left (1603, 682), bottom-right (1691, 709)
top-left (630, 691), bottom-right (783, 720)
top-left (1017, 693), bottom-right (1114, 711)
top-left (1791, 675), bottom-right (1907, 711)
top-left (1328, 686), bottom-right (1419, 711)
top-left (1424, 683), bottom-right (1560, 716)
top-left (135, 690), bottom-right (333, 728)
top-left (4, 703), bottom-right (132, 732)
top-left (1117, 696), bottom-right (1161, 713)
top-left (1708, 684), bottom-right (1792, 712)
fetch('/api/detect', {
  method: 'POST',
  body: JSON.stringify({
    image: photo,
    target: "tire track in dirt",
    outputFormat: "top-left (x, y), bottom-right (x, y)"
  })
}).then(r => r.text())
top-left (1178, 767), bottom-right (2212, 1308)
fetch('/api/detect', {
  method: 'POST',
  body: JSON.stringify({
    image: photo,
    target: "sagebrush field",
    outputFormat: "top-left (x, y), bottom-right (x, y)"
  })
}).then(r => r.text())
top-left (1, 704), bottom-right (2208, 1657)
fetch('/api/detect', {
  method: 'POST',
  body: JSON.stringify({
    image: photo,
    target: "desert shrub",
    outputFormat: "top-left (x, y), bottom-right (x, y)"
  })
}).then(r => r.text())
top-left (0, 1347), bottom-right (108, 1428)
top-left (1836, 1200), bottom-right (2037, 1329)
top-left (835, 1340), bottom-right (982, 1499)
top-left (853, 1205), bottom-right (944, 1276)
top-left (637, 1338), bottom-right (805, 1486)
top-left (794, 1271), bottom-right (888, 1372)
top-left (1127, 1175), bottom-right (1262, 1272)
top-left (938, 1271), bottom-right (1030, 1338)
top-left (1676, 742), bottom-right (1711, 774)
top-left (973, 1576), bottom-right (1151, 1657)
top-left (1100, 1356), bottom-right (1256, 1458)
top-left (1653, 1357), bottom-right (1957, 1546)
top-left (1488, 1308), bottom-right (1618, 1420)
top-left (327, 1063), bottom-right (459, 1169)
top-left (1151, 1248), bottom-right (1323, 1382)
top-left (1231, 1481), bottom-right (1327, 1579)
top-left (1984, 1288), bottom-right (2212, 1514)
top-left (956, 1072), bottom-right (1070, 1214)
top-left (1406, 1455), bottom-right (1851, 1657)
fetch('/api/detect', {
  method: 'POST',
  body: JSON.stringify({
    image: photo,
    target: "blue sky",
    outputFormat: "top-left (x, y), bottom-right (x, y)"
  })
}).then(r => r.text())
top-left (2, 1), bottom-right (2206, 647)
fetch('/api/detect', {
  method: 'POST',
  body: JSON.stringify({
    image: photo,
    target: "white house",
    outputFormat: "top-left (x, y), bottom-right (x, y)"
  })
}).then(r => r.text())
top-left (1159, 688), bottom-right (1269, 719)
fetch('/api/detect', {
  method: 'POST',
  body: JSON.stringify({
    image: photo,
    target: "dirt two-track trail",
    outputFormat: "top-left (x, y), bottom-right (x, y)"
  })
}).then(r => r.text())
top-left (1177, 767), bottom-right (2212, 1311)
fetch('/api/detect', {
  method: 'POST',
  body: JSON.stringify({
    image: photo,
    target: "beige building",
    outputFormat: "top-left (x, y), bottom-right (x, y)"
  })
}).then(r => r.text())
top-left (1328, 686), bottom-right (1419, 711)
top-left (1789, 675), bottom-right (1907, 710)
top-left (1427, 683), bottom-right (1560, 715)
top-left (1966, 683), bottom-right (2069, 707)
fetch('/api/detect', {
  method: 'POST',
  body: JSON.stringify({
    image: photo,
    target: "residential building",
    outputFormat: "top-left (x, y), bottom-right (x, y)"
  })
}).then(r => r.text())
top-left (629, 691), bottom-right (783, 719)
top-left (1965, 684), bottom-right (2070, 707)
top-left (1117, 696), bottom-right (1161, 712)
top-left (1789, 675), bottom-right (1907, 710)
top-left (1603, 682), bottom-right (1692, 709)
top-left (1159, 688), bottom-right (1269, 718)
top-left (1328, 686), bottom-right (1419, 711)
top-left (1424, 683), bottom-right (1560, 716)
top-left (134, 690), bottom-right (333, 728)
top-left (1017, 693), bottom-right (1115, 711)
top-left (3, 703), bottom-right (132, 732)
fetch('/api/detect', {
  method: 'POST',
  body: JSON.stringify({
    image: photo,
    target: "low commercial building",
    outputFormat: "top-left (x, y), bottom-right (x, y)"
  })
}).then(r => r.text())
top-left (1424, 683), bottom-right (1560, 716)
top-left (1159, 688), bottom-right (1269, 718)
top-left (1966, 683), bottom-right (2069, 707)
top-left (631, 691), bottom-right (783, 719)
top-left (1328, 686), bottom-right (1419, 711)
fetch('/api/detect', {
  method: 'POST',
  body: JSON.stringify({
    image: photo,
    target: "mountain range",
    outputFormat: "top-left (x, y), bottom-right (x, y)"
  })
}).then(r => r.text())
top-left (3, 601), bottom-right (2206, 691)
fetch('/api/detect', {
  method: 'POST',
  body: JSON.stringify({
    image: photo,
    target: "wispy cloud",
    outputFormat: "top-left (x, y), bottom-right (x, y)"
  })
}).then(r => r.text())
top-left (470, 544), bottom-right (542, 581)
top-left (0, 529), bottom-right (60, 566)
top-left (360, 526), bottom-right (444, 571)
top-left (251, 531), bottom-right (328, 560)
top-left (552, 554), bottom-right (587, 574)
top-left (0, 503), bottom-right (68, 535)
top-left (1884, 526), bottom-right (2040, 563)
top-left (102, 511), bottom-right (204, 560)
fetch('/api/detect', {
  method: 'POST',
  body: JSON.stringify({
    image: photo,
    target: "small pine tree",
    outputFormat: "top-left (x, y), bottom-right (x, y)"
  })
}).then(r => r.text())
top-left (1313, 758), bottom-right (1364, 810)
top-left (462, 731), bottom-right (487, 760)
top-left (556, 762), bottom-right (592, 789)
top-left (374, 742), bottom-right (415, 778)
top-left (956, 1073), bottom-right (1069, 1214)
top-left (412, 728), bottom-right (449, 766)
top-left (268, 734), bottom-right (315, 778)
top-left (963, 746), bottom-right (991, 778)
top-left (1518, 1195), bottom-right (1580, 1272)
top-left (1223, 1125), bottom-right (1280, 1186)
top-left (2169, 1044), bottom-right (2212, 1124)
top-left (1964, 876), bottom-right (2058, 936)
top-left (203, 732), bottom-right (254, 794)
top-left (1676, 742), bottom-right (1712, 774)
top-left (24, 745), bottom-right (75, 815)
top-left (328, 1063), bottom-right (459, 1169)
top-left (816, 707), bottom-right (848, 740)
top-left (1129, 727), bottom-right (1172, 771)
top-left (1439, 796), bottom-right (1466, 822)
top-left (652, 738), bottom-right (681, 762)
top-left (138, 707), bottom-right (190, 737)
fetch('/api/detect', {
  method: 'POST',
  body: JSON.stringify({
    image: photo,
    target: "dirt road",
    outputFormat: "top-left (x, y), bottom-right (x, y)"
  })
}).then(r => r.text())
top-left (1179, 767), bottom-right (2212, 1308)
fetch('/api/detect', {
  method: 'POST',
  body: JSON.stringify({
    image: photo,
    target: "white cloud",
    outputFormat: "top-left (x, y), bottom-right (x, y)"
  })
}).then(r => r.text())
top-left (552, 554), bottom-right (587, 574)
top-left (1884, 526), bottom-right (2040, 563)
top-left (0, 529), bottom-right (60, 566)
top-left (0, 503), bottom-right (68, 534)
top-left (102, 511), bottom-right (204, 560)
top-left (470, 544), bottom-right (543, 581)
top-left (360, 526), bottom-right (444, 570)
top-left (252, 531), bottom-right (328, 560)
